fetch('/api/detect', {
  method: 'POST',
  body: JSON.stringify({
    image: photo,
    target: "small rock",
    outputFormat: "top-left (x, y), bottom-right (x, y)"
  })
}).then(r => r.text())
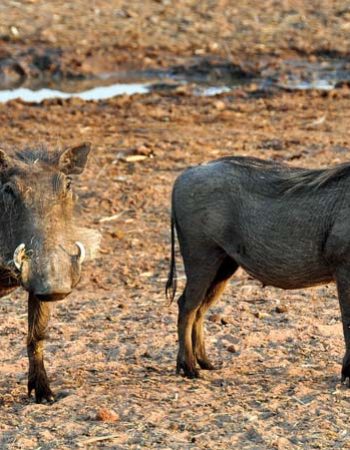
top-left (238, 302), bottom-right (249, 311)
top-left (214, 100), bottom-right (226, 111)
top-left (275, 305), bottom-right (288, 314)
top-left (10, 26), bottom-right (19, 37)
top-left (135, 145), bottom-right (153, 156)
top-left (227, 344), bottom-right (238, 353)
top-left (175, 85), bottom-right (190, 95)
top-left (0, 61), bottom-right (26, 88)
top-left (96, 407), bottom-right (119, 422)
top-left (40, 28), bottom-right (58, 44)
top-left (254, 311), bottom-right (270, 319)
top-left (209, 42), bottom-right (219, 51)
top-left (208, 313), bottom-right (221, 323)
top-left (258, 139), bottom-right (283, 151)
top-left (114, 176), bottom-right (128, 182)
top-left (220, 316), bottom-right (233, 325)
top-left (110, 230), bottom-right (125, 240)
top-left (123, 154), bottom-right (147, 163)
top-left (272, 437), bottom-right (292, 449)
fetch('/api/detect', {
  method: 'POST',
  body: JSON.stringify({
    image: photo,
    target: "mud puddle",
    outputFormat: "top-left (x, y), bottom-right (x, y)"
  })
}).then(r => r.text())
top-left (264, 58), bottom-right (350, 91)
top-left (0, 57), bottom-right (252, 102)
top-left (0, 62), bottom-right (244, 103)
top-left (1, 58), bottom-right (350, 103)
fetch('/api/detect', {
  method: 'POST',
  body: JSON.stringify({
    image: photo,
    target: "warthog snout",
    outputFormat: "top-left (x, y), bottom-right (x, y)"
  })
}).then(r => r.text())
top-left (13, 241), bottom-right (86, 301)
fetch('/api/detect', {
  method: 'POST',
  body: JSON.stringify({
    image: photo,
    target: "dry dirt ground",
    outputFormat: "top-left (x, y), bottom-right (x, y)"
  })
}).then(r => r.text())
top-left (1, 1), bottom-right (350, 449)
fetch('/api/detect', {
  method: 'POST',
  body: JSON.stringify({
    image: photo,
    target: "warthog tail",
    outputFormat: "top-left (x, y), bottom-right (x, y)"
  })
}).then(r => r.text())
top-left (165, 212), bottom-right (177, 304)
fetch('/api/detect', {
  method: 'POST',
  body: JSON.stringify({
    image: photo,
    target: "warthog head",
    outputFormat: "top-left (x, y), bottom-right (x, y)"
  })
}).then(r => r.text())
top-left (0, 143), bottom-right (100, 301)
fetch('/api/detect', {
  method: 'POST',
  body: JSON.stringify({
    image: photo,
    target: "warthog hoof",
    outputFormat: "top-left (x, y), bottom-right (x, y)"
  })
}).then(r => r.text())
top-left (341, 372), bottom-right (350, 387)
top-left (176, 360), bottom-right (200, 379)
top-left (341, 369), bottom-right (350, 387)
top-left (341, 351), bottom-right (350, 387)
top-left (197, 358), bottom-right (216, 370)
top-left (28, 372), bottom-right (55, 404)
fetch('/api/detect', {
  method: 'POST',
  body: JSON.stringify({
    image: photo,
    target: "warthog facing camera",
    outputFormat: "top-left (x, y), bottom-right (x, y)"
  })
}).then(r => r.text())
top-left (166, 156), bottom-right (350, 383)
top-left (0, 143), bottom-right (99, 402)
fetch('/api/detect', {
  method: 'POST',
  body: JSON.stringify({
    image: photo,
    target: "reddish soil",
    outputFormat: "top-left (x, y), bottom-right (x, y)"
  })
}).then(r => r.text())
top-left (1, 1), bottom-right (350, 449)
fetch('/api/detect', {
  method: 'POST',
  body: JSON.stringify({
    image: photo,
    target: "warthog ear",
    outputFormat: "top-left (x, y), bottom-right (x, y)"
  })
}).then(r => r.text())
top-left (58, 143), bottom-right (91, 175)
top-left (0, 149), bottom-right (10, 171)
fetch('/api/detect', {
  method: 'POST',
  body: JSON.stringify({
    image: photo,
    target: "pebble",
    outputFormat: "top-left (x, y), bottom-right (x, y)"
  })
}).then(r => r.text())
top-left (227, 344), bottom-right (238, 353)
top-left (275, 305), bottom-right (288, 314)
top-left (96, 407), bottom-right (119, 422)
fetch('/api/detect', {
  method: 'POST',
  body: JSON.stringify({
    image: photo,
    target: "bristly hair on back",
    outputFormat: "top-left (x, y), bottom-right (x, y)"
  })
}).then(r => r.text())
top-left (217, 156), bottom-right (350, 194)
top-left (277, 162), bottom-right (350, 193)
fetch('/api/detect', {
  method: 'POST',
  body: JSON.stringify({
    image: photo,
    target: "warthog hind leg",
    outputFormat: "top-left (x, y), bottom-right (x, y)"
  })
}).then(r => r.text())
top-left (177, 291), bottom-right (200, 378)
top-left (177, 248), bottom-right (236, 378)
top-left (192, 256), bottom-right (238, 370)
top-left (27, 293), bottom-right (54, 403)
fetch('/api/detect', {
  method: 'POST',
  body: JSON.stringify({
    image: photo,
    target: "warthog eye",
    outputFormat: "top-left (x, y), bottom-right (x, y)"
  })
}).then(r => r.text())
top-left (66, 177), bottom-right (72, 191)
top-left (2, 183), bottom-right (16, 198)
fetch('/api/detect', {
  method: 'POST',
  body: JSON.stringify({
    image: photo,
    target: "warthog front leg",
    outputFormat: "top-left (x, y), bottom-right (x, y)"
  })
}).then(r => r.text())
top-left (335, 267), bottom-right (350, 385)
top-left (27, 293), bottom-right (54, 403)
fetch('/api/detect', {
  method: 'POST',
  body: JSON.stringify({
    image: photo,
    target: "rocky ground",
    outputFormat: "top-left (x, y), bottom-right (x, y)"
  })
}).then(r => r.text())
top-left (1, 1), bottom-right (350, 449)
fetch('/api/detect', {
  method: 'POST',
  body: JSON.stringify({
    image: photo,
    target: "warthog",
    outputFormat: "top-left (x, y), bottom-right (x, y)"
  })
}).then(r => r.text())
top-left (166, 156), bottom-right (350, 383)
top-left (0, 143), bottom-right (99, 403)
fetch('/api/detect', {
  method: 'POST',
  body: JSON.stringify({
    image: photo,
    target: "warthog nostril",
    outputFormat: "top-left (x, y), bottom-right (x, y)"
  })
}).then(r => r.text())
top-left (13, 243), bottom-right (26, 270)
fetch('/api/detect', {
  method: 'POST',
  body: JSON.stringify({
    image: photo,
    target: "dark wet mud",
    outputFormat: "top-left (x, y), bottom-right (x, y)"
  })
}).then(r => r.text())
top-left (2, 56), bottom-right (350, 103)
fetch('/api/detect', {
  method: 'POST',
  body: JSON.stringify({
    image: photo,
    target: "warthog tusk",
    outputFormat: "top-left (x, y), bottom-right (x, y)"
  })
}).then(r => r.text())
top-left (13, 243), bottom-right (25, 270)
top-left (75, 241), bottom-right (85, 264)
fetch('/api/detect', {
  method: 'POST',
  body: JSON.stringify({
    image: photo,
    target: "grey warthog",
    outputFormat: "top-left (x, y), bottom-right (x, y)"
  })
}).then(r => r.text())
top-left (166, 156), bottom-right (350, 383)
top-left (0, 143), bottom-right (99, 403)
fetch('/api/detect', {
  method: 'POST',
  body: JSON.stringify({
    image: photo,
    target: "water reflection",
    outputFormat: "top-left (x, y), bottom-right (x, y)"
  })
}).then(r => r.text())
top-left (0, 83), bottom-right (149, 103)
